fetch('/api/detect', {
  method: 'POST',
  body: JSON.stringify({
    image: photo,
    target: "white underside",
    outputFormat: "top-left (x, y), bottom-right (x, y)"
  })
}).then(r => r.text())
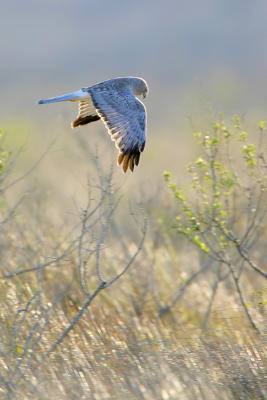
top-left (38, 90), bottom-right (90, 104)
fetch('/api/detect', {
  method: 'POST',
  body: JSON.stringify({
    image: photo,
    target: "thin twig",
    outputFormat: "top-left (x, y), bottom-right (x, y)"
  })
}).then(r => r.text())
top-left (44, 281), bottom-right (106, 359)
top-left (2, 244), bottom-right (74, 278)
top-left (202, 264), bottom-right (222, 329)
top-left (159, 260), bottom-right (212, 318)
top-left (2, 137), bottom-right (58, 192)
top-left (106, 217), bottom-right (147, 287)
top-left (227, 261), bottom-right (260, 333)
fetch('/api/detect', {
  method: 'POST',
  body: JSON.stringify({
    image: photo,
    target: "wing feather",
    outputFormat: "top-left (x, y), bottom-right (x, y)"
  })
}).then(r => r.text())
top-left (88, 84), bottom-right (146, 173)
top-left (72, 98), bottom-right (100, 128)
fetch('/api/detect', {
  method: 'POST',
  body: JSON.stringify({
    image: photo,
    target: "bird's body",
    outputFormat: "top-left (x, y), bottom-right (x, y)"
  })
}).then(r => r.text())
top-left (38, 77), bottom-right (148, 173)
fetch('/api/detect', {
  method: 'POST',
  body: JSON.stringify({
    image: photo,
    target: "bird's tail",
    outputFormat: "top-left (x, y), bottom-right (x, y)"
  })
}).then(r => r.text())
top-left (38, 90), bottom-right (89, 104)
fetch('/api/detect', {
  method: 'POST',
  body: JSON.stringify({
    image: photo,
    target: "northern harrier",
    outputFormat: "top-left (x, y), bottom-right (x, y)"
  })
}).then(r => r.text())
top-left (38, 77), bottom-right (148, 173)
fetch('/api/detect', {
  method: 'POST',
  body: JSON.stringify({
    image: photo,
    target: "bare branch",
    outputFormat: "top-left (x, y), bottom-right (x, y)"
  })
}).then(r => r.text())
top-left (44, 281), bottom-right (106, 359)
top-left (106, 217), bottom-right (147, 287)
top-left (2, 243), bottom-right (74, 278)
top-left (202, 264), bottom-right (222, 329)
top-left (227, 262), bottom-right (260, 333)
top-left (159, 260), bottom-right (212, 318)
top-left (2, 137), bottom-right (58, 193)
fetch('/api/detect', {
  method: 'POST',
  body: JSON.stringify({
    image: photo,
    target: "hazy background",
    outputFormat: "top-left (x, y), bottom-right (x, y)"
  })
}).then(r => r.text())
top-left (1, 4), bottom-right (266, 398)
top-left (1, 0), bottom-right (267, 219)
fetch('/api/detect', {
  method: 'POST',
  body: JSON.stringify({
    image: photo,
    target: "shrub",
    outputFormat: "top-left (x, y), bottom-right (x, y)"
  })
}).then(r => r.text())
top-left (163, 115), bottom-right (267, 329)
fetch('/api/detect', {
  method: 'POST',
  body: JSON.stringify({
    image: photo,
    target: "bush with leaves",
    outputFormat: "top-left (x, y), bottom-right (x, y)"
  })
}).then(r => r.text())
top-left (163, 116), bottom-right (267, 330)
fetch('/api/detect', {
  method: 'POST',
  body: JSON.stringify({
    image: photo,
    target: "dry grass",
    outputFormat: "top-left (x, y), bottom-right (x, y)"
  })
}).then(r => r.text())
top-left (0, 119), bottom-right (266, 400)
top-left (0, 267), bottom-right (266, 399)
top-left (0, 201), bottom-right (266, 399)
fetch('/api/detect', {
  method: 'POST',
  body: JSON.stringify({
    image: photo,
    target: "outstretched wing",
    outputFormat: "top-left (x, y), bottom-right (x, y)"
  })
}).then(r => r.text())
top-left (72, 97), bottom-right (100, 128)
top-left (89, 85), bottom-right (146, 173)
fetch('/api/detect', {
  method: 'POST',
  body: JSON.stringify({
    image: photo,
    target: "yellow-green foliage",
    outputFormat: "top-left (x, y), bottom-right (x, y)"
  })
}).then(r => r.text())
top-left (164, 116), bottom-right (267, 255)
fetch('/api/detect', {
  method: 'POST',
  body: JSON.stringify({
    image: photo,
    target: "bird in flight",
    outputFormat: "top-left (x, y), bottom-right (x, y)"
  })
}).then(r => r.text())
top-left (38, 77), bottom-right (148, 173)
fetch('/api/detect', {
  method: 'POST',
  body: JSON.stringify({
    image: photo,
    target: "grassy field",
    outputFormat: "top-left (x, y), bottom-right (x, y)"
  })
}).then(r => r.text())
top-left (0, 115), bottom-right (266, 399)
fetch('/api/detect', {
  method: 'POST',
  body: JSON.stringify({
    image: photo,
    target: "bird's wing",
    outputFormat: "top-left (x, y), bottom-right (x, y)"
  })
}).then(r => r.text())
top-left (89, 85), bottom-right (146, 173)
top-left (72, 97), bottom-right (100, 128)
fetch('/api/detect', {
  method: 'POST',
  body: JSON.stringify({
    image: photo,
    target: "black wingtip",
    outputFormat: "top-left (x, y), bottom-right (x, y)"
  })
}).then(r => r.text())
top-left (117, 148), bottom-right (142, 173)
top-left (38, 100), bottom-right (44, 104)
top-left (72, 115), bottom-right (101, 128)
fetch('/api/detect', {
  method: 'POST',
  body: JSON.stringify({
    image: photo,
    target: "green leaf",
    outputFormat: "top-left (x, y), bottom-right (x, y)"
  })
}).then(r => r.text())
top-left (192, 236), bottom-right (210, 253)
top-left (258, 121), bottom-right (266, 131)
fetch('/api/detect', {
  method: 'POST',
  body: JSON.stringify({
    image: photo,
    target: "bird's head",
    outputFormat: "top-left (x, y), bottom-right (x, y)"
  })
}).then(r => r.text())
top-left (132, 77), bottom-right (149, 99)
top-left (142, 85), bottom-right (148, 98)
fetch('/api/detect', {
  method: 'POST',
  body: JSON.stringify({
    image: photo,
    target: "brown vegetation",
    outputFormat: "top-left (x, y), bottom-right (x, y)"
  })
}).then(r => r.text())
top-left (0, 118), bottom-right (266, 399)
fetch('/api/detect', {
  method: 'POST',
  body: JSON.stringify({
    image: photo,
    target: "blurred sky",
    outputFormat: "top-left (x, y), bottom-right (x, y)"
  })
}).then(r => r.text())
top-left (1, 0), bottom-right (267, 121)
top-left (1, 0), bottom-right (267, 218)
